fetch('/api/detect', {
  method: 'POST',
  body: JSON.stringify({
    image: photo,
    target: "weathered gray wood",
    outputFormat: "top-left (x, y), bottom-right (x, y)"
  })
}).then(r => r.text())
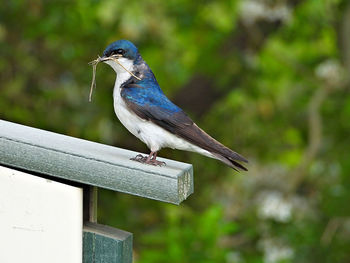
top-left (83, 222), bottom-right (132, 263)
top-left (0, 120), bottom-right (193, 204)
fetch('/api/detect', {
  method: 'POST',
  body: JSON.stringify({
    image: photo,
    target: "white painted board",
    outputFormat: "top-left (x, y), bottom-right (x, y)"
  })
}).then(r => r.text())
top-left (0, 166), bottom-right (83, 263)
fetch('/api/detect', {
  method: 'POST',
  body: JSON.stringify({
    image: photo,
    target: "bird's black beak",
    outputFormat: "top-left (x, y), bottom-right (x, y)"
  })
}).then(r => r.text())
top-left (99, 55), bottom-right (109, 62)
top-left (100, 54), bottom-right (122, 62)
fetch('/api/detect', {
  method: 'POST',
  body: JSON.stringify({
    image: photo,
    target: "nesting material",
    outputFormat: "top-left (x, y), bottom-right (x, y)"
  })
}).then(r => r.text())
top-left (88, 55), bottom-right (141, 102)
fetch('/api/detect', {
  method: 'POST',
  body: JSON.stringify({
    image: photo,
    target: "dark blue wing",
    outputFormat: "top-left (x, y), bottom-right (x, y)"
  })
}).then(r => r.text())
top-left (121, 82), bottom-right (194, 129)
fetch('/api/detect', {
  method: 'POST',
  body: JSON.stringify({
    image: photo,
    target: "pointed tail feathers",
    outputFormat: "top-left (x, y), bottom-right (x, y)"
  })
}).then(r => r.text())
top-left (212, 152), bottom-right (248, 171)
top-left (208, 137), bottom-right (248, 171)
top-left (175, 123), bottom-right (248, 171)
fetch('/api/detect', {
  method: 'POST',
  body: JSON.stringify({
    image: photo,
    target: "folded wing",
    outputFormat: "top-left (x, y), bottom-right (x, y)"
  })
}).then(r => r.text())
top-left (121, 83), bottom-right (248, 171)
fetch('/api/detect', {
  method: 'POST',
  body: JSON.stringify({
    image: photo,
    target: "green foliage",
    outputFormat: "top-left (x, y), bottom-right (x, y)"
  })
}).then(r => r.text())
top-left (137, 205), bottom-right (237, 263)
top-left (1, 0), bottom-right (350, 262)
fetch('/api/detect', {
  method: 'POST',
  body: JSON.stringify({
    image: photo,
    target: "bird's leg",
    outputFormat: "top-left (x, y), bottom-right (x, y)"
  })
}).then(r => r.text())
top-left (145, 151), bottom-right (155, 162)
top-left (148, 152), bottom-right (166, 166)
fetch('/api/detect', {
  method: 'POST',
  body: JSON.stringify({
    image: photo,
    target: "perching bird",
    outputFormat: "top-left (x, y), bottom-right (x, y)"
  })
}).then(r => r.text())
top-left (99, 40), bottom-right (248, 171)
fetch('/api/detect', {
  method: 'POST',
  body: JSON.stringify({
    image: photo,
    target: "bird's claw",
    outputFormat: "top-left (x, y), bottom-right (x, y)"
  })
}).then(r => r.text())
top-left (130, 154), bottom-right (148, 162)
top-left (148, 159), bottom-right (166, 167)
top-left (130, 154), bottom-right (166, 167)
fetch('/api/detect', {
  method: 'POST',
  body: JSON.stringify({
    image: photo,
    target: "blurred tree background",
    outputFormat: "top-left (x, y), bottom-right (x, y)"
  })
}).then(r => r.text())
top-left (1, 0), bottom-right (350, 262)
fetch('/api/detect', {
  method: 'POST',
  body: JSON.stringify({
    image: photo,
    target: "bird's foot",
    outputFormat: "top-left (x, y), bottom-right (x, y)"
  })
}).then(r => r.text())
top-left (130, 153), bottom-right (166, 167)
top-left (147, 158), bottom-right (166, 167)
top-left (130, 154), bottom-right (147, 162)
top-left (130, 154), bottom-right (148, 162)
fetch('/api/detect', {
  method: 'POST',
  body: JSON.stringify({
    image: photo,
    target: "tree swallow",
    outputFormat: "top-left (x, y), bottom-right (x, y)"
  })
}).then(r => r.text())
top-left (98, 40), bottom-right (248, 171)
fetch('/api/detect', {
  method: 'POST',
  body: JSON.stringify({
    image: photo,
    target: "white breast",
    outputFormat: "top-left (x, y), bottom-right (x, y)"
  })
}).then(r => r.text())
top-left (106, 58), bottom-right (212, 156)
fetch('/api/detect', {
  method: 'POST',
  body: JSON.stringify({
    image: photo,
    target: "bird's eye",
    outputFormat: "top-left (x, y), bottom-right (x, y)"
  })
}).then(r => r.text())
top-left (111, 49), bottom-right (125, 56)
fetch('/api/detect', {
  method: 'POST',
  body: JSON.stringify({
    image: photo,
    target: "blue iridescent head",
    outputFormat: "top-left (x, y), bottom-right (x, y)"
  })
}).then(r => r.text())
top-left (102, 40), bottom-right (139, 60)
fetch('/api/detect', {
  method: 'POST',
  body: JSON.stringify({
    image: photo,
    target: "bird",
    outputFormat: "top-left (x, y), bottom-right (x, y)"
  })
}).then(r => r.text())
top-left (98, 39), bottom-right (248, 171)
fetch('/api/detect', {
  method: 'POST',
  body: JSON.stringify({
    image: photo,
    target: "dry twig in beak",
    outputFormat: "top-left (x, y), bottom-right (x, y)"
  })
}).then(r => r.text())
top-left (88, 55), bottom-right (141, 102)
top-left (110, 56), bottom-right (141, 81)
top-left (88, 56), bottom-right (100, 102)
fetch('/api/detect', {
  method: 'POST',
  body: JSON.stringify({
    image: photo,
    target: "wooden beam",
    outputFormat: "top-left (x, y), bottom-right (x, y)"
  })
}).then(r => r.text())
top-left (0, 120), bottom-right (194, 204)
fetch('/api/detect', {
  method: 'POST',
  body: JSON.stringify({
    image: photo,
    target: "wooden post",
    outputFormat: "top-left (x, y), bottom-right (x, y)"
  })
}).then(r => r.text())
top-left (83, 223), bottom-right (132, 263)
top-left (83, 186), bottom-right (98, 223)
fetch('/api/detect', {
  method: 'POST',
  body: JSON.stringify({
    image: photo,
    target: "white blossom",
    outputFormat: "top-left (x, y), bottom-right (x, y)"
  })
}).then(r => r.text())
top-left (257, 191), bottom-right (292, 222)
top-left (315, 59), bottom-right (344, 87)
top-left (259, 238), bottom-right (294, 263)
top-left (240, 0), bottom-right (291, 25)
